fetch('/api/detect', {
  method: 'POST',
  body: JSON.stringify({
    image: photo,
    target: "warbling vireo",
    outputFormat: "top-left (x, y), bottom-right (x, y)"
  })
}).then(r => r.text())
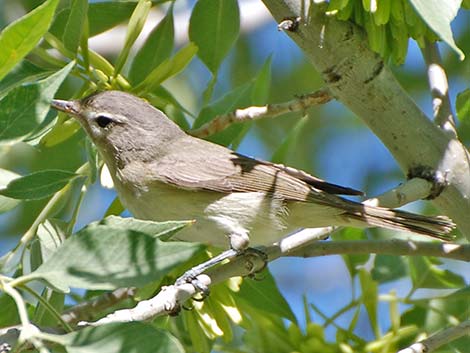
top-left (50, 91), bottom-right (454, 279)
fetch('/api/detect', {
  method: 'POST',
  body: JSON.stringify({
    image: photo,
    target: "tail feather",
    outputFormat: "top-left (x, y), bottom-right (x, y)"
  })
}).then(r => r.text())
top-left (350, 205), bottom-right (455, 240)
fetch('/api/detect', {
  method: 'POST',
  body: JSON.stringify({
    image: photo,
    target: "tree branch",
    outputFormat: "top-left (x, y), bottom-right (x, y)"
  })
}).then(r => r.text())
top-left (421, 40), bottom-right (457, 135)
top-left (288, 239), bottom-right (470, 261)
top-left (397, 320), bottom-right (470, 353)
top-left (261, 0), bottom-right (470, 240)
top-left (61, 288), bottom-right (136, 325)
top-left (79, 237), bottom-right (469, 326)
top-left (189, 88), bottom-right (332, 138)
top-left (362, 178), bottom-right (433, 208)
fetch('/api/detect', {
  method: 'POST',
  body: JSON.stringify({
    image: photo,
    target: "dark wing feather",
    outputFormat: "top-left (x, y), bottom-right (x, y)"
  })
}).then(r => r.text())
top-left (149, 136), bottom-right (363, 201)
top-left (254, 160), bottom-right (363, 196)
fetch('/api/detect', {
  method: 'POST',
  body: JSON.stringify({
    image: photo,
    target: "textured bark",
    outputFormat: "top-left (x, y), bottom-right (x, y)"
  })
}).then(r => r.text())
top-left (262, 0), bottom-right (470, 240)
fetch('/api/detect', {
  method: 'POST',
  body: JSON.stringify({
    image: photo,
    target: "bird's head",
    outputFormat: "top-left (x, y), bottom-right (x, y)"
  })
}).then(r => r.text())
top-left (51, 90), bottom-right (185, 168)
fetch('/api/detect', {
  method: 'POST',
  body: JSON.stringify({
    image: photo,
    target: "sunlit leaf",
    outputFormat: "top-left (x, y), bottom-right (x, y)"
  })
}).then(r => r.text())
top-left (29, 225), bottom-right (203, 291)
top-left (130, 6), bottom-right (174, 84)
top-left (134, 43), bottom-right (197, 94)
top-left (0, 61), bottom-right (74, 144)
top-left (114, 0), bottom-right (152, 75)
top-left (44, 322), bottom-right (185, 353)
top-left (0, 168), bottom-right (21, 214)
top-left (409, 0), bottom-right (464, 59)
top-left (0, 169), bottom-right (77, 200)
top-left (0, 0), bottom-right (59, 81)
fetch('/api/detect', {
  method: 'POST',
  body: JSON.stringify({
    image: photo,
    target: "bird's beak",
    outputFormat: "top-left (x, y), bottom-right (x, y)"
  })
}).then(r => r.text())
top-left (50, 99), bottom-right (81, 116)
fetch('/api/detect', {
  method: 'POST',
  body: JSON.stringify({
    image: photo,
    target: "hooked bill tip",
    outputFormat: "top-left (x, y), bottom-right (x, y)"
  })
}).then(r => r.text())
top-left (51, 99), bottom-right (80, 115)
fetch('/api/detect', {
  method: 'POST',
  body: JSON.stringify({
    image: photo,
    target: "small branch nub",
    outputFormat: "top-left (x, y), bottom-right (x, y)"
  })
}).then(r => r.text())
top-left (278, 17), bottom-right (301, 32)
top-left (407, 166), bottom-right (447, 200)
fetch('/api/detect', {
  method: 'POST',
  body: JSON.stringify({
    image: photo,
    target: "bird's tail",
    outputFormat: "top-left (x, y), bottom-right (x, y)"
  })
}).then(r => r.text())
top-left (348, 205), bottom-right (455, 240)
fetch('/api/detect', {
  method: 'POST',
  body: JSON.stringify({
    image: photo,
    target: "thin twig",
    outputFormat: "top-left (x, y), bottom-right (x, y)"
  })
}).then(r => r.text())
top-left (397, 320), bottom-right (470, 353)
top-left (189, 88), bottom-right (333, 138)
top-left (421, 40), bottom-right (457, 136)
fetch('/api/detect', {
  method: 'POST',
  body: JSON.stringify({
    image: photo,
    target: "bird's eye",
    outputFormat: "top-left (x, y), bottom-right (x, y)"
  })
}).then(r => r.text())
top-left (95, 115), bottom-right (114, 128)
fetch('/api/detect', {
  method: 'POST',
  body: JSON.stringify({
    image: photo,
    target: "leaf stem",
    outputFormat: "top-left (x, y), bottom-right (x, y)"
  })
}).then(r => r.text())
top-left (2, 163), bottom-right (90, 272)
top-left (19, 285), bottom-right (73, 332)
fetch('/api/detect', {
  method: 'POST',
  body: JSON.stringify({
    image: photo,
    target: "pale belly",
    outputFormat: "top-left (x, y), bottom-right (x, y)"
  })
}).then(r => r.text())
top-left (114, 180), bottom-right (297, 249)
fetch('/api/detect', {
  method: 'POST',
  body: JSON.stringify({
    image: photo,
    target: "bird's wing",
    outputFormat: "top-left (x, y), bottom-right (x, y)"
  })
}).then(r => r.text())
top-left (148, 136), bottom-right (363, 202)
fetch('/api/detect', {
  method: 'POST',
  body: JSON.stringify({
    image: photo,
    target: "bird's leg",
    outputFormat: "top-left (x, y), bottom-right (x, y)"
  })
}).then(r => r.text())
top-left (175, 248), bottom-right (239, 296)
top-left (176, 231), bottom-right (268, 297)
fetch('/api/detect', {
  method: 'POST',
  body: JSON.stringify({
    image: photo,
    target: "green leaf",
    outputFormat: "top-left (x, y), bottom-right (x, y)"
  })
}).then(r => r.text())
top-left (0, 0), bottom-right (59, 81)
top-left (40, 117), bottom-right (81, 147)
top-left (104, 196), bottom-right (125, 217)
top-left (29, 225), bottom-right (203, 291)
top-left (409, 0), bottom-right (464, 59)
top-left (43, 322), bottom-right (184, 353)
top-left (238, 271), bottom-right (297, 323)
top-left (0, 60), bottom-right (49, 96)
top-left (37, 219), bottom-right (67, 262)
top-left (51, 2), bottom-right (137, 40)
top-left (271, 116), bottom-right (309, 164)
top-left (456, 88), bottom-right (470, 121)
top-left (129, 6), bottom-right (174, 84)
top-left (0, 294), bottom-right (20, 327)
top-left (63, 0), bottom-right (89, 53)
top-left (409, 256), bottom-right (466, 289)
top-left (148, 85), bottom-right (194, 125)
top-left (90, 216), bottom-right (194, 241)
top-left (251, 56), bottom-right (272, 105)
top-left (359, 269), bottom-right (379, 337)
top-left (0, 169), bottom-right (77, 200)
top-left (114, 0), bottom-right (152, 75)
top-left (400, 305), bottom-right (426, 328)
top-left (0, 168), bottom-right (21, 214)
top-left (134, 43), bottom-right (198, 94)
top-left (33, 288), bottom-right (65, 327)
top-left (189, 0), bottom-right (240, 73)
top-left (371, 255), bottom-right (406, 283)
top-left (333, 228), bottom-right (369, 278)
top-left (194, 82), bottom-right (254, 146)
top-left (0, 61), bottom-right (74, 144)
top-left (184, 311), bottom-right (212, 353)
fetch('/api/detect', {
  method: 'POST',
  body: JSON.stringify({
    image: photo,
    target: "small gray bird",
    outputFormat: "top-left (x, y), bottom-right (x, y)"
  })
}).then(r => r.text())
top-left (51, 91), bottom-right (454, 254)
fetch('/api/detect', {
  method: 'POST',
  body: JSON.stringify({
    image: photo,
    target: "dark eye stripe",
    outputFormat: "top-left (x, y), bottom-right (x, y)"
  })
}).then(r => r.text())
top-left (96, 116), bottom-right (113, 128)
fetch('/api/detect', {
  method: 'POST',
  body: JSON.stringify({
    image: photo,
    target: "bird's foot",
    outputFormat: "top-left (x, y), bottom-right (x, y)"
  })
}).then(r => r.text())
top-left (175, 248), bottom-right (239, 297)
top-left (175, 247), bottom-right (268, 297)
top-left (243, 247), bottom-right (268, 278)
